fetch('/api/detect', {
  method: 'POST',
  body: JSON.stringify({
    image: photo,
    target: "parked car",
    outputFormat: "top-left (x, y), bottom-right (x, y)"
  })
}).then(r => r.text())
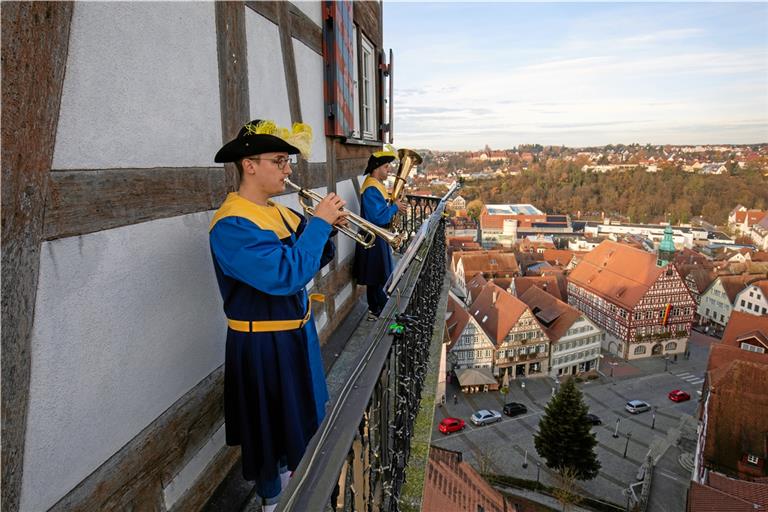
top-left (471, 409), bottom-right (502, 426)
top-left (625, 400), bottom-right (651, 414)
top-left (585, 413), bottom-right (602, 425)
top-left (668, 389), bottom-right (690, 402)
top-left (438, 417), bottom-right (466, 434)
top-left (503, 402), bottom-right (527, 417)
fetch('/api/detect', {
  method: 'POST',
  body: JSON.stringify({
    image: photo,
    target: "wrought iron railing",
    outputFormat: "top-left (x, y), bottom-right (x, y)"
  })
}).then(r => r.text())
top-left (393, 193), bottom-right (442, 250)
top-left (276, 186), bottom-right (458, 512)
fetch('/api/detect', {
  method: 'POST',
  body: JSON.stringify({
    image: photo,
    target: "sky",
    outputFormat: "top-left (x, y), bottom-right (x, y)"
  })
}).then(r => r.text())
top-left (383, 2), bottom-right (768, 150)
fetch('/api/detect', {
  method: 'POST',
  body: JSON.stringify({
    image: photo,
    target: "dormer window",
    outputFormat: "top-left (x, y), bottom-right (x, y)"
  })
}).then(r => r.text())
top-left (747, 454), bottom-right (760, 465)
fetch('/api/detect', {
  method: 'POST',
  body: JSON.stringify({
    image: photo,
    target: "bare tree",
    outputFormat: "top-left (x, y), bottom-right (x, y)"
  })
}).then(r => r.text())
top-left (552, 466), bottom-right (583, 512)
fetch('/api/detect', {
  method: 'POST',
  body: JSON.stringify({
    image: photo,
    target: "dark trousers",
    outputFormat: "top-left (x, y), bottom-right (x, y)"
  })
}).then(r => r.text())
top-left (367, 285), bottom-right (388, 316)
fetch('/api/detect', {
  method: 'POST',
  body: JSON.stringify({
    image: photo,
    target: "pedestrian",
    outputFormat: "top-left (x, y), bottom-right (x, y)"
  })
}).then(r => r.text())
top-left (210, 119), bottom-right (348, 511)
top-left (453, 394), bottom-right (458, 405)
top-left (441, 394), bottom-right (446, 405)
top-left (352, 150), bottom-right (407, 320)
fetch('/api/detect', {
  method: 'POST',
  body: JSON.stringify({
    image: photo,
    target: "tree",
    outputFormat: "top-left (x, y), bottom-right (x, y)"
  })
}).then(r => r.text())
top-left (552, 466), bottom-right (584, 512)
top-left (534, 378), bottom-right (600, 480)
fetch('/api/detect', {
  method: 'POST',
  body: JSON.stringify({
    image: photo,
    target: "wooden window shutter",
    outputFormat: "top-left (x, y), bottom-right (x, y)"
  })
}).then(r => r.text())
top-left (322, 1), bottom-right (354, 137)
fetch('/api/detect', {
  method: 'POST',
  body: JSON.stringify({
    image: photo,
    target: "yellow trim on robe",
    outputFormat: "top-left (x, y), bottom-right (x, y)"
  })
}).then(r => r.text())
top-left (209, 192), bottom-right (301, 239)
top-left (361, 176), bottom-right (391, 201)
top-left (227, 293), bottom-right (325, 332)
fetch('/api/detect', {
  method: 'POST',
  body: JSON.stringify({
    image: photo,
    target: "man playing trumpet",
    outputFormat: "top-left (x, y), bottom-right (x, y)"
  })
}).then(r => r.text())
top-left (353, 149), bottom-right (408, 320)
top-left (209, 119), bottom-right (347, 511)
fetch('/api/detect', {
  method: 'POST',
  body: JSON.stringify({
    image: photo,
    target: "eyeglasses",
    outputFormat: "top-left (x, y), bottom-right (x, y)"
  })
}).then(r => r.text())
top-left (247, 154), bottom-right (298, 170)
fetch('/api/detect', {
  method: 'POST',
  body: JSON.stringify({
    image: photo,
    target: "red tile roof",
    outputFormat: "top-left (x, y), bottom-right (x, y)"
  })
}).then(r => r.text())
top-left (542, 248), bottom-right (577, 266)
top-left (457, 251), bottom-right (520, 276)
top-left (708, 472), bottom-right (768, 507)
top-left (469, 282), bottom-right (529, 345)
top-left (518, 285), bottom-right (582, 342)
top-left (703, 345), bottom-right (768, 475)
top-left (423, 446), bottom-right (510, 512)
top-left (721, 311), bottom-right (768, 350)
top-left (512, 276), bottom-right (564, 302)
top-left (568, 240), bottom-right (664, 309)
top-left (687, 480), bottom-right (767, 512)
top-left (466, 274), bottom-right (489, 303)
top-left (446, 294), bottom-right (470, 349)
top-left (718, 274), bottom-right (762, 303)
top-left (734, 210), bottom-right (767, 226)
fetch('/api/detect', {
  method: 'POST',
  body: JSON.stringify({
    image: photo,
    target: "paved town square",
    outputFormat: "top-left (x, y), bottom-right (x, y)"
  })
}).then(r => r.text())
top-left (432, 332), bottom-right (715, 510)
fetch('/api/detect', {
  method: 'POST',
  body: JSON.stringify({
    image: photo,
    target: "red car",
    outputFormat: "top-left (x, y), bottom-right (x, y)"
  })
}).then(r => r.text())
top-left (438, 417), bottom-right (466, 434)
top-left (668, 390), bottom-right (690, 402)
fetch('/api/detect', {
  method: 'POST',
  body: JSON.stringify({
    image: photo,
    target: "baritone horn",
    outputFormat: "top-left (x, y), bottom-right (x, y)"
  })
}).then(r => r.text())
top-left (283, 178), bottom-right (404, 250)
top-left (391, 149), bottom-right (422, 204)
top-left (388, 148), bottom-right (422, 230)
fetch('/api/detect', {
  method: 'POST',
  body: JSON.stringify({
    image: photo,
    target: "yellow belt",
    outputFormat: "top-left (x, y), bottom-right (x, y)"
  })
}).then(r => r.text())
top-left (227, 294), bottom-right (325, 333)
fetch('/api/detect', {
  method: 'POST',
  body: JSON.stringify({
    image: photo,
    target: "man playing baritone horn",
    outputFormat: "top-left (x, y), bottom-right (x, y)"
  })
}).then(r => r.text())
top-left (209, 120), bottom-right (348, 511)
top-left (353, 150), bottom-right (408, 320)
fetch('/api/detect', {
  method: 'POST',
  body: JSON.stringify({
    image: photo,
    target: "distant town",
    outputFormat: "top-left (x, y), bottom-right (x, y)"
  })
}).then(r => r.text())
top-left (413, 143), bottom-right (768, 187)
top-left (424, 165), bottom-right (768, 510)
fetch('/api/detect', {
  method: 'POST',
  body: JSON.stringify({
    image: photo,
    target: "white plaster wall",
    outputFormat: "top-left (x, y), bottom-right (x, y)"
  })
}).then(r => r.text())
top-left (246, 10), bottom-right (292, 127)
top-left (52, 2), bottom-right (221, 169)
top-left (20, 212), bottom-right (225, 511)
top-left (293, 39), bottom-right (327, 162)
top-left (292, 1), bottom-right (323, 27)
top-left (336, 179), bottom-right (361, 263)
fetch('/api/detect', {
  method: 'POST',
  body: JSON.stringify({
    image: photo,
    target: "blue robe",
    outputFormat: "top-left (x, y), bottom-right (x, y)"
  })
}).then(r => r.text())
top-left (209, 192), bottom-right (333, 498)
top-left (353, 177), bottom-right (399, 286)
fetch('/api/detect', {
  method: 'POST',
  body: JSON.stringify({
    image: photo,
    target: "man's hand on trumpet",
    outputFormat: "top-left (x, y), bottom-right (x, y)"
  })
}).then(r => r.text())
top-left (395, 199), bottom-right (408, 214)
top-left (314, 192), bottom-right (349, 228)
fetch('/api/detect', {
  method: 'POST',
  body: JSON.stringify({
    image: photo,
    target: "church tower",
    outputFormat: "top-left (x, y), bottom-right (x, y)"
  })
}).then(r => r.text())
top-left (657, 224), bottom-right (676, 267)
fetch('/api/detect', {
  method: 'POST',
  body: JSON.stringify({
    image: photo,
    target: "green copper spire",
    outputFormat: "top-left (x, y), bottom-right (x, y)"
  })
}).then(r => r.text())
top-left (657, 224), bottom-right (676, 267)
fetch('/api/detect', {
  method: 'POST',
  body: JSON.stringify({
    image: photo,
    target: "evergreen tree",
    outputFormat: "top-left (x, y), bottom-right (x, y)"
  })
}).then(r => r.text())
top-left (533, 378), bottom-right (600, 480)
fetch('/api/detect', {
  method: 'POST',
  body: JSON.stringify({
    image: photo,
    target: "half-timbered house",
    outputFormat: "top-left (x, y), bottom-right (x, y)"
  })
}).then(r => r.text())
top-left (567, 240), bottom-right (695, 360)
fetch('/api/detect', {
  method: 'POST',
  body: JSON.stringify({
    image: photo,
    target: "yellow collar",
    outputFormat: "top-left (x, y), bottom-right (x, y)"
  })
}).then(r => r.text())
top-left (361, 175), bottom-right (390, 200)
top-left (210, 192), bottom-right (301, 239)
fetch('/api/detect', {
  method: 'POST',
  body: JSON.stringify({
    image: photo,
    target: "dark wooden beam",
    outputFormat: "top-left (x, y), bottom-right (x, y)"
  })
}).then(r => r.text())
top-left (353, 1), bottom-right (382, 48)
top-left (215, 1), bottom-right (250, 192)
top-left (43, 168), bottom-right (230, 240)
top-left (337, 158), bottom-right (369, 182)
top-left (287, 3), bottom-right (322, 56)
top-left (1, 4), bottom-right (74, 510)
top-left (277, 1), bottom-right (302, 125)
top-left (245, 2), bottom-right (322, 57)
top-left (244, 0), bottom-right (278, 25)
top-left (49, 368), bottom-right (236, 511)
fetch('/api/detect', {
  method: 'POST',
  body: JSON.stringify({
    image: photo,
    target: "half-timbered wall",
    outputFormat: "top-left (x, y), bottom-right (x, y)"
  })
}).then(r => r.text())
top-left (567, 265), bottom-right (695, 360)
top-left (494, 310), bottom-right (550, 378)
top-left (449, 318), bottom-right (495, 370)
top-left (2, 1), bottom-right (389, 511)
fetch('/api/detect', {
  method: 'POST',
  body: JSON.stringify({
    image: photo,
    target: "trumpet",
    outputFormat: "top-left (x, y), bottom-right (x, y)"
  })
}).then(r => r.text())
top-left (283, 178), bottom-right (404, 250)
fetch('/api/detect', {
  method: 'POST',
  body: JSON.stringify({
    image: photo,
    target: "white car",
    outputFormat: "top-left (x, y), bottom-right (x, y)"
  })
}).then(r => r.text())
top-left (471, 409), bottom-right (502, 426)
top-left (625, 400), bottom-right (651, 414)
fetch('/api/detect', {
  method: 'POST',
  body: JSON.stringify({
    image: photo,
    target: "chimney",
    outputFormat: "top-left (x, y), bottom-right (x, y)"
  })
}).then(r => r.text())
top-left (492, 290), bottom-right (498, 304)
top-left (543, 283), bottom-right (548, 291)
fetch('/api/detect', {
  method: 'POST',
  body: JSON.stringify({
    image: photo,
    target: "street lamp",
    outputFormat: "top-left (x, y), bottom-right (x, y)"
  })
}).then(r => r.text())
top-left (623, 432), bottom-right (632, 458)
top-left (523, 449), bottom-right (528, 469)
top-left (651, 406), bottom-right (657, 430)
top-left (664, 356), bottom-right (669, 372)
top-left (536, 462), bottom-right (541, 489)
top-left (613, 417), bottom-right (621, 438)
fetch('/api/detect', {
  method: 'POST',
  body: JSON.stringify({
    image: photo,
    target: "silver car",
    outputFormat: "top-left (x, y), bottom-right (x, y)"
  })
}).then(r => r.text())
top-left (471, 409), bottom-right (502, 426)
top-left (625, 400), bottom-right (651, 414)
